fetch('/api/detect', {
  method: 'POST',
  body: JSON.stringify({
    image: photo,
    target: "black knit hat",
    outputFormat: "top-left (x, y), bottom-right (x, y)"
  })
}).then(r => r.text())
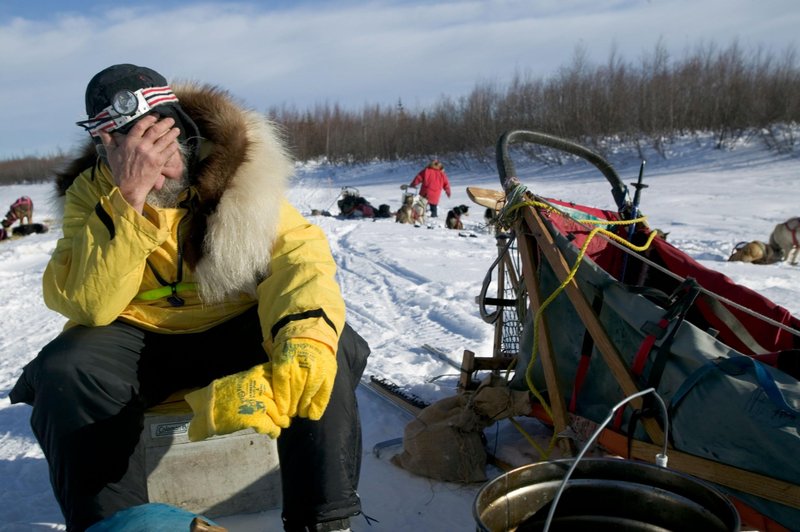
top-left (81, 64), bottom-right (199, 144)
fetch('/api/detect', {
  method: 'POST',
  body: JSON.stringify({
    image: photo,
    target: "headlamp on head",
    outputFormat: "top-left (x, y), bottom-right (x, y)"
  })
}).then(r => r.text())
top-left (112, 90), bottom-right (139, 116)
top-left (76, 86), bottom-right (179, 137)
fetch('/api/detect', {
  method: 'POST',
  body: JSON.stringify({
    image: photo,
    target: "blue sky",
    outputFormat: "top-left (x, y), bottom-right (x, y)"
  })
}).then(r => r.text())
top-left (1, 0), bottom-right (798, 159)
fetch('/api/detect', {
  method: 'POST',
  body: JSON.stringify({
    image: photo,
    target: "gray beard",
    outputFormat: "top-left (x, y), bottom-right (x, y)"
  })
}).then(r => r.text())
top-left (146, 174), bottom-right (190, 208)
top-left (146, 141), bottom-right (191, 208)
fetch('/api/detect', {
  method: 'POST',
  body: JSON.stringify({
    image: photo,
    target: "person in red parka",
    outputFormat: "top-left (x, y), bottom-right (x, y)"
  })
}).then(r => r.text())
top-left (409, 160), bottom-right (451, 218)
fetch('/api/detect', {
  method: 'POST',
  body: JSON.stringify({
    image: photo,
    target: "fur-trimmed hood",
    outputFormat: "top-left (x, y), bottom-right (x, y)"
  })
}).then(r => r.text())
top-left (56, 83), bottom-right (293, 302)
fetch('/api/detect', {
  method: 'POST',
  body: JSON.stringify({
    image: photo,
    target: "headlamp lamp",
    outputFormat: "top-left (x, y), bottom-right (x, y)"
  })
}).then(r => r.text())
top-left (76, 85), bottom-right (179, 137)
top-left (111, 90), bottom-right (139, 116)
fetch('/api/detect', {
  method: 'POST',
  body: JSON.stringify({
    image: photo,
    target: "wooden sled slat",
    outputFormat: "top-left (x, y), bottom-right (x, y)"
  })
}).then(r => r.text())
top-left (516, 224), bottom-right (574, 456)
top-left (519, 202), bottom-right (666, 445)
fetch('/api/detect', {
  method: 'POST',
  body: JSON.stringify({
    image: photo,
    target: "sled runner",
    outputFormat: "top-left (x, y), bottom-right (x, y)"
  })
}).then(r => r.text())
top-left (470, 130), bottom-right (800, 530)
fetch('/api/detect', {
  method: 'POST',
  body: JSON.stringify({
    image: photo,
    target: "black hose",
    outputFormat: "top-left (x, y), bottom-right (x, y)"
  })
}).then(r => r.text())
top-left (495, 130), bottom-right (631, 215)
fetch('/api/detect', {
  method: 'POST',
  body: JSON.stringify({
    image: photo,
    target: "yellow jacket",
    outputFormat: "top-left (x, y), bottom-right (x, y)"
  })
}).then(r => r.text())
top-left (46, 84), bottom-right (344, 356)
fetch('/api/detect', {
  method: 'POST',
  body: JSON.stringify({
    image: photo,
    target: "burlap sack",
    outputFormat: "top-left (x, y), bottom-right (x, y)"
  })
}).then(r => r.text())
top-left (391, 394), bottom-right (487, 483)
top-left (471, 375), bottom-right (532, 420)
top-left (390, 378), bottom-right (531, 483)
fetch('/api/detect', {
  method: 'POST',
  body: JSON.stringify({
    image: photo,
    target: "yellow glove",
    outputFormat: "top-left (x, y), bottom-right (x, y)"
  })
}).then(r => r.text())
top-left (271, 337), bottom-right (337, 422)
top-left (184, 364), bottom-right (284, 441)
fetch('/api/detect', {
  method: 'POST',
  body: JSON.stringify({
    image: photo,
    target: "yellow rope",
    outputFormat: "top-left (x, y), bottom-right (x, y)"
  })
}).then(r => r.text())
top-left (506, 195), bottom-right (657, 458)
top-left (508, 416), bottom-right (551, 459)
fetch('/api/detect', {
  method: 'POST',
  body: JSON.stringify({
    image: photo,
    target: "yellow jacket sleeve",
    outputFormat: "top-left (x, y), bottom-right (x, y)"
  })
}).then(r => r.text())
top-left (43, 164), bottom-right (171, 326)
top-left (257, 201), bottom-right (345, 356)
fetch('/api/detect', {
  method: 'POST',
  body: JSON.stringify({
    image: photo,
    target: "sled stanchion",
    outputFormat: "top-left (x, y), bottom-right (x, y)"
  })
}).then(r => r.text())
top-left (520, 205), bottom-right (666, 446)
top-left (502, 251), bottom-right (521, 293)
top-left (516, 225), bottom-right (575, 457)
top-left (620, 160), bottom-right (647, 282)
top-left (493, 235), bottom-right (508, 357)
top-left (459, 350), bottom-right (475, 391)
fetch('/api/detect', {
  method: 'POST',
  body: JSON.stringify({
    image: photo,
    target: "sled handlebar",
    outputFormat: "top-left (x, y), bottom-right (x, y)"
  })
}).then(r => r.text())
top-left (496, 130), bottom-right (632, 215)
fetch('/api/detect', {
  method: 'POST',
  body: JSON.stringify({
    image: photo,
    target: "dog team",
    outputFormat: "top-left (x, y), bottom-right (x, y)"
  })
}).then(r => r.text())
top-left (393, 160), bottom-right (473, 230)
top-left (394, 185), bottom-right (471, 230)
top-left (728, 216), bottom-right (800, 265)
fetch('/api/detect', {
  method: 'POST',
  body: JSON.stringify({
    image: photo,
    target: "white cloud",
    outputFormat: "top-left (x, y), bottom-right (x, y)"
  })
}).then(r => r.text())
top-left (0, 0), bottom-right (797, 158)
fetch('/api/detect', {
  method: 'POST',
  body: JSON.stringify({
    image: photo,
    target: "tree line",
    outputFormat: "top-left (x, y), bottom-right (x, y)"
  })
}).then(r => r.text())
top-left (0, 155), bottom-right (67, 186)
top-left (270, 41), bottom-right (799, 163)
top-left (1, 40), bottom-right (798, 185)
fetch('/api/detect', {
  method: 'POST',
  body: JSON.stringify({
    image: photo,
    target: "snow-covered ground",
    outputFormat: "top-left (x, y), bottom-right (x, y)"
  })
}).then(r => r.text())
top-left (1, 133), bottom-right (798, 530)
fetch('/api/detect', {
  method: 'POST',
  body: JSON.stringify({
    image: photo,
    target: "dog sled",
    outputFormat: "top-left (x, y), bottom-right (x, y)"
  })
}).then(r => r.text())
top-left (332, 186), bottom-right (391, 219)
top-left (467, 130), bottom-right (800, 530)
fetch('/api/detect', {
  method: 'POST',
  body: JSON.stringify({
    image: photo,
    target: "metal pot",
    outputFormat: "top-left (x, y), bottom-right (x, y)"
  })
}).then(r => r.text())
top-left (474, 458), bottom-right (739, 531)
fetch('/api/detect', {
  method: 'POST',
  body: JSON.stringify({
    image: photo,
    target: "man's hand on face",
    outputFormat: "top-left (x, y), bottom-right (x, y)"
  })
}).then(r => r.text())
top-left (98, 115), bottom-right (183, 213)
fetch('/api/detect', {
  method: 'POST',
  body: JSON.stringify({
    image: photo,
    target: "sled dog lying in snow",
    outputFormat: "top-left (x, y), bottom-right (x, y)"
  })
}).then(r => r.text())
top-left (728, 240), bottom-right (782, 265)
top-left (445, 205), bottom-right (469, 230)
top-left (728, 217), bottom-right (800, 265)
top-left (12, 223), bottom-right (49, 237)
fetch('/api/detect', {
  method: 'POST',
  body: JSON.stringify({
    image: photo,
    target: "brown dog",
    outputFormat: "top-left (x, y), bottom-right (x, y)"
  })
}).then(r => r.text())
top-left (728, 240), bottom-right (782, 264)
top-left (728, 217), bottom-right (800, 265)
top-left (769, 217), bottom-right (800, 265)
top-left (396, 191), bottom-right (426, 225)
top-left (395, 194), bottom-right (414, 224)
top-left (3, 196), bottom-right (33, 227)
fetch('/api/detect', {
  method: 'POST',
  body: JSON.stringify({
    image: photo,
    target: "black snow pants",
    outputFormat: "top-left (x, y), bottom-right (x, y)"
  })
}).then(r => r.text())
top-left (9, 307), bottom-right (370, 531)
